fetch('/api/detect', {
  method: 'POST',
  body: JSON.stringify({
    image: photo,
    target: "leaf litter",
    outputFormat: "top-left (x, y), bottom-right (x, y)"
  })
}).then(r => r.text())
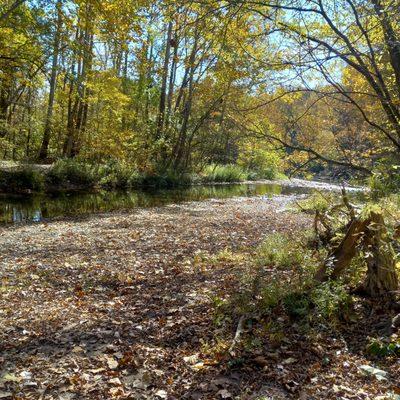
top-left (0, 195), bottom-right (398, 399)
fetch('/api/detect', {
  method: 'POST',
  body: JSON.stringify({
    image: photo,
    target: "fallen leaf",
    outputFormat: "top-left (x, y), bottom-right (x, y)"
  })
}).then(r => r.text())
top-left (106, 357), bottom-right (119, 370)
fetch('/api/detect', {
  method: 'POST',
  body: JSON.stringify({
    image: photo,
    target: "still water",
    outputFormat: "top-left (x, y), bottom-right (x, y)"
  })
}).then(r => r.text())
top-left (0, 183), bottom-right (316, 224)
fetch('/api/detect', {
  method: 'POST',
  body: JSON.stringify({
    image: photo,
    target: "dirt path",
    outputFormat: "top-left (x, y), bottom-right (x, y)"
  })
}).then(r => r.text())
top-left (0, 196), bottom-right (310, 399)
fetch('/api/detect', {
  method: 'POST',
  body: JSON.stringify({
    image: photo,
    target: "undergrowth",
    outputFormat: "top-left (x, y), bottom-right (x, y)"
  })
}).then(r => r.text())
top-left (0, 160), bottom-right (286, 193)
top-left (201, 164), bottom-right (249, 183)
top-left (0, 167), bottom-right (45, 192)
top-left (210, 231), bottom-right (355, 356)
top-left (46, 159), bottom-right (98, 187)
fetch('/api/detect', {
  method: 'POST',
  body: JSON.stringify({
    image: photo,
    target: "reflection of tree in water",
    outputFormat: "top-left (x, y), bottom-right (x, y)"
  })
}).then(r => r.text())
top-left (0, 183), bottom-right (305, 224)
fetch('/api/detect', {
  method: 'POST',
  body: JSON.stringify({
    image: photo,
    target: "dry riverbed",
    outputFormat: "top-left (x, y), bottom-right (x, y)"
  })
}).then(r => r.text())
top-left (0, 195), bottom-right (398, 399)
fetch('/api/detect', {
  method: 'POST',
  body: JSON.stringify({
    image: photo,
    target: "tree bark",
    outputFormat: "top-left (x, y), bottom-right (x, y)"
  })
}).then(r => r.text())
top-left (173, 28), bottom-right (199, 170)
top-left (38, 0), bottom-right (62, 161)
top-left (361, 212), bottom-right (399, 297)
top-left (315, 217), bottom-right (370, 281)
top-left (315, 211), bottom-right (399, 297)
top-left (156, 21), bottom-right (173, 139)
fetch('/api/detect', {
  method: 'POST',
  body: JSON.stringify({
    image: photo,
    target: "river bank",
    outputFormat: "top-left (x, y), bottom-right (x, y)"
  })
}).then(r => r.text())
top-left (1, 193), bottom-right (397, 399)
top-left (0, 160), bottom-right (288, 196)
top-left (0, 178), bottom-right (366, 224)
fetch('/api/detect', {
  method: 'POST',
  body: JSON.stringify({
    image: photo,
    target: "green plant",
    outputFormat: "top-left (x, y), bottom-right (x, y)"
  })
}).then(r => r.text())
top-left (297, 191), bottom-right (336, 214)
top-left (369, 164), bottom-right (400, 198)
top-left (259, 279), bottom-right (289, 310)
top-left (366, 338), bottom-right (400, 357)
top-left (46, 159), bottom-right (98, 187)
top-left (0, 167), bottom-right (45, 192)
top-left (310, 281), bottom-right (352, 321)
top-left (283, 292), bottom-right (311, 319)
top-left (98, 161), bottom-right (137, 188)
top-left (131, 170), bottom-right (193, 188)
top-left (202, 164), bottom-right (248, 183)
top-left (238, 148), bottom-right (285, 180)
top-left (256, 233), bottom-right (304, 269)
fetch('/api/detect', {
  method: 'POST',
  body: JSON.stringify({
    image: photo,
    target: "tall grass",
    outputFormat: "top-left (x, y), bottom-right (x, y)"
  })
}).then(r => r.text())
top-left (202, 164), bottom-right (248, 183)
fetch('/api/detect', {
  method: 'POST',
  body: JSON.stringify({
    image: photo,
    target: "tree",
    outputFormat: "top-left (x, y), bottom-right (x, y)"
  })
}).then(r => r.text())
top-left (38, 0), bottom-right (63, 161)
top-left (0, 0), bottom-right (26, 22)
top-left (198, 0), bottom-right (400, 172)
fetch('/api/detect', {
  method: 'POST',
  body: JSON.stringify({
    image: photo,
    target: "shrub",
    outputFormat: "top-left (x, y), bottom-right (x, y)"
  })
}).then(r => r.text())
top-left (297, 191), bottom-right (335, 214)
top-left (131, 170), bottom-right (193, 188)
top-left (209, 229), bottom-right (354, 328)
top-left (256, 233), bottom-right (304, 269)
top-left (283, 292), bottom-right (311, 319)
top-left (202, 164), bottom-right (248, 183)
top-left (310, 281), bottom-right (352, 321)
top-left (46, 159), bottom-right (98, 187)
top-left (238, 148), bottom-right (285, 180)
top-left (367, 338), bottom-right (400, 357)
top-left (0, 167), bottom-right (45, 192)
top-left (370, 164), bottom-right (400, 198)
top-left (98, 161), bottom-right (137, 188)
top-left (258, 279), bottom-right (290, 310)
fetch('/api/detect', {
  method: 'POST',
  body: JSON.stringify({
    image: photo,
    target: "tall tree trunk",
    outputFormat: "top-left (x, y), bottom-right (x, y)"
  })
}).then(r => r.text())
top-left (63, 5), bottom-right (93, 158)
top-left (144, 39), bottom-right (153, 123)
top-left (63, 25), bottom-right (79, 157)
top-left (25, 88), bottom-right (32, 158)
top-left (0, 89), bottom-right (9, 138)
top-left (166, 31), bottom-right (178, 129)
top-left (173, 29), bottom-right (199, 170)
top-left (71, 32), bottom-right (93, 157)
top-left (38, 0), bottom-right (62, 161)
top-left (156, 21), bottom-right (173, 139)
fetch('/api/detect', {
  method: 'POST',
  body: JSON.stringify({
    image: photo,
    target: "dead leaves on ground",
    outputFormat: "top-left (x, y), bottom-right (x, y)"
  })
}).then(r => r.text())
top-left (0, 197), bottom-right (397, 399)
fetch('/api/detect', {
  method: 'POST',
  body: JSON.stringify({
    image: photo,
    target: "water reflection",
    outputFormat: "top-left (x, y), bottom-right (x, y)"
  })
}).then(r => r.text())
top-left (0, 183), bottom-right (311, 224)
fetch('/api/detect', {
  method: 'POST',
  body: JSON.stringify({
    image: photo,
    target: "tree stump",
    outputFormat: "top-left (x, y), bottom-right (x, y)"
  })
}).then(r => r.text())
top-left (361, 212), bottom-right (398, 297)
top-left (315, 211), bottom-right (398, 298)
top-left (315, 217), bottom-right (370, 281)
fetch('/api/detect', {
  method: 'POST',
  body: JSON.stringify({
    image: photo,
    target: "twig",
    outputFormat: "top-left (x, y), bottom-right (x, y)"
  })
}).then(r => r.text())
top-left (229, 315), bottom-right (247, 354)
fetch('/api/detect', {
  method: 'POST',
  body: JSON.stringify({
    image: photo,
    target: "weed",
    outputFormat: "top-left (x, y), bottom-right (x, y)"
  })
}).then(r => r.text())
top-left (366, 338), bottom-right (400, 357)
top-left (256, 233), bottom-right (304, 269)
top-left (310, 280), bottom-right (353, 322)
top-left (202, 164), bottom-right (248, 183)
top-left (98, 161), bottom-right (137, 188)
